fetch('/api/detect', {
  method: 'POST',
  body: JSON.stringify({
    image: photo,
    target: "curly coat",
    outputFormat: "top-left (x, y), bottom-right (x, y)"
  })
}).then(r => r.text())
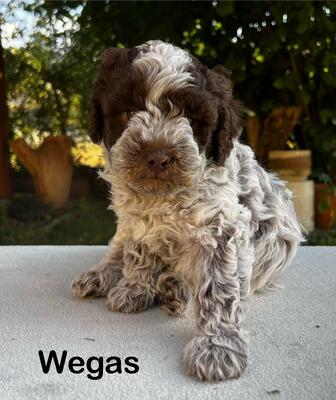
top-left (72, 40), bottom-right (304, 382)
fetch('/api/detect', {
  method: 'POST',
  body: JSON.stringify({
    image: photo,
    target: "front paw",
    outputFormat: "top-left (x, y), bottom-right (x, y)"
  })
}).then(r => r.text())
top-left (106, 282), bottom-right (156, 313)
top-left (156, 274), bottom-right (190, 316)
top-left (183, 332), bottom-right (247, 381)
top-left (72, 270), bottom-right (104, 298)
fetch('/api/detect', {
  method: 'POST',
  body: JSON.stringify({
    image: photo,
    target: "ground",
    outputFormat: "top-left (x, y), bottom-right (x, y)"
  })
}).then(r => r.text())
top-left (0, 195), bottom-right (335, 245)
top-left (0, 246), bottom-right (335, 400)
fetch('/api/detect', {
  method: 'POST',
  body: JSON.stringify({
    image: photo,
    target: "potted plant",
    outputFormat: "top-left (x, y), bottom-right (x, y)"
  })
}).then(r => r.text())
top-left (313, 172), bottom-right (336, 230)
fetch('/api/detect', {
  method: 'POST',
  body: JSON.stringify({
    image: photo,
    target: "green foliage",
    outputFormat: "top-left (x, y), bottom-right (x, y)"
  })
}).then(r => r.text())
top-left (305, 228), bottom-right (336, 246)
top-left (3, 0), bottom-right (88, 143)
top-left (2, 0), bottom-right (336, 178)
top-left (5, 35), bottom-right (87, 144)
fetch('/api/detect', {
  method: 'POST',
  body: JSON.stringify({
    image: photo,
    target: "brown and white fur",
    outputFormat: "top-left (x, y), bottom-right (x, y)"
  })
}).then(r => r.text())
top-left (72, 40), bottom-right (304, 382)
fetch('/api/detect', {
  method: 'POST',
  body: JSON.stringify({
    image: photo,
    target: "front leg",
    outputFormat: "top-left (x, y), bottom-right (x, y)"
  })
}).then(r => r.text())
top-left (156, 272), bottom-right (190, 316)
top-left (183, 225), bottom-right (248, 382)
top-left (106, 240), bottom-right (165, 313)
top-left (71, 235), bottom-right (124, 298)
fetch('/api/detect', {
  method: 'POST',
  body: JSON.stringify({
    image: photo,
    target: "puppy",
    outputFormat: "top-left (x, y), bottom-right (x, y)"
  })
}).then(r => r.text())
top-left (72, 40), bottom-right (304, 381)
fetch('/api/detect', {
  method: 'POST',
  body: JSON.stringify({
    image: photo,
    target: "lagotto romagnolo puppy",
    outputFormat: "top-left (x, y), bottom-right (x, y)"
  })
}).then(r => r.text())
top-left (72, 40), bottom-right (304, 381)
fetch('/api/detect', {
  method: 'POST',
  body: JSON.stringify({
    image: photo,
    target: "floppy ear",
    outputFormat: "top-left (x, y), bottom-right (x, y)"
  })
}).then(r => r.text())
top-left (88, 47), bottom-right (139, 145)
top-left (89, 95), bottom-right (104, 144)
top-left (206, 66), bottom-right (242, 165)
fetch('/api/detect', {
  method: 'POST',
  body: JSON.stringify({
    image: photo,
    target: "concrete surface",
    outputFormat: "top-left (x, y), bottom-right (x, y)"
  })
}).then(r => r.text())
top-left (0, 246), bottom-right (335, 400)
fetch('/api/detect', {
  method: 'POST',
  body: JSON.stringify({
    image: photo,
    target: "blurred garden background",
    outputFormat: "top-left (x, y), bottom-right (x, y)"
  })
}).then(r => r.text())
top-left (0, 0), bottom-right (336, 245)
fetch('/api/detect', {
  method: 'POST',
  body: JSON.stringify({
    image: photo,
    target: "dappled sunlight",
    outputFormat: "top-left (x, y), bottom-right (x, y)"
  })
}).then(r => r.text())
top-left (71, 141), bottom-right (105, 168)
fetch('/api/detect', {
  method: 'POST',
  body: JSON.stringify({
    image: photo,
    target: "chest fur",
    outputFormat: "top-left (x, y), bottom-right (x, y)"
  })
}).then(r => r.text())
top-left (124, 212), bottom-right (191, 263)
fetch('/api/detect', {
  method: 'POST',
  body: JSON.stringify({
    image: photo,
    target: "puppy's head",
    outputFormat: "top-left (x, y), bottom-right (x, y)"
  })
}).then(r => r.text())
top-left (90, 40), bottom-right (242, 195)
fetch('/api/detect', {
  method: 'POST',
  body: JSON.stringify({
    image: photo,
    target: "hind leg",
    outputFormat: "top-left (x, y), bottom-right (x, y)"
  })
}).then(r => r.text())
top-left (237, 230), bottom-right (254, 300)
top-left (251, 230), bottom-right (299, 294)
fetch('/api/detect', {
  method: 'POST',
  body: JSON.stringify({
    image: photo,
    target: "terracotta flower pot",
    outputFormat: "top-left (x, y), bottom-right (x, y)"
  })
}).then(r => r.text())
top-left (268, 150), bottom-right (312, 181)
top-left (11, 136), bottom-right (73, 207)
top-left (268, 149), bottom-right (314, 232)
top-left (315, 183), bottom-right (336, 230)
top-left (287, 180), bottom-right (314, 232)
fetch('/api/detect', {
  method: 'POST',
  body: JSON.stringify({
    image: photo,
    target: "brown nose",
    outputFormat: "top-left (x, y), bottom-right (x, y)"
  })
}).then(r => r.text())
top-left (146, 150), bottom-right (172, 175)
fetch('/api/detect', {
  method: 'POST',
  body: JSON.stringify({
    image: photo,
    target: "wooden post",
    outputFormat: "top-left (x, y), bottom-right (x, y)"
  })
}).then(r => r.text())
top-left (0, 34), bottom-right (12, 198)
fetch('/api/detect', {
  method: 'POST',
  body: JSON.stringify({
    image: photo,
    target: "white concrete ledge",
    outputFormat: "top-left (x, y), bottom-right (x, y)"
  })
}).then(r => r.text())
top-left (0, 246), bottom-right (335, 400)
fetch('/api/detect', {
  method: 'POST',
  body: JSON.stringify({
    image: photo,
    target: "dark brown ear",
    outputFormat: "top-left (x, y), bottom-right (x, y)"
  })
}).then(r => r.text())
top-left (89, 95), bottom-right (104, 144)
top-left (89, 47), bottom-right (139, 144)
top-left (206, 67), bottom-right (242, 165)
